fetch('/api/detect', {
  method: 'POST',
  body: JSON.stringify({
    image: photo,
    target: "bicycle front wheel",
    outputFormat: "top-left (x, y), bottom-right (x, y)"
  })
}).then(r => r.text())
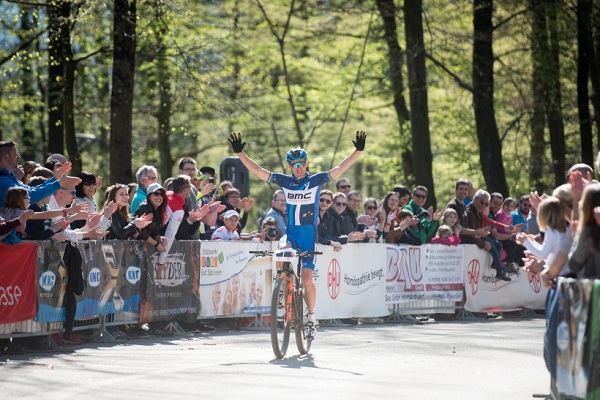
top-left (294, 288), bottom-right (312, 355)
top-left (270, 277), bottom-right (292, 359)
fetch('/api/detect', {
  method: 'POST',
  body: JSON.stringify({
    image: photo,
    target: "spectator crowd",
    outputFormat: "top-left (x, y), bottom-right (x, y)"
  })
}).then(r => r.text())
top-left (2, 139), bottom-right (600, 351)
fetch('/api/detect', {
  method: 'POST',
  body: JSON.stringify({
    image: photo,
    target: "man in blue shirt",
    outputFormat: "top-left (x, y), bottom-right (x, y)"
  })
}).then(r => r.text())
top-left (0, 141), bottom-right (80, 208)
top-left (228, 131), bottom-right (366, 340)
top-left (511, 195), bottom-right (531, 233)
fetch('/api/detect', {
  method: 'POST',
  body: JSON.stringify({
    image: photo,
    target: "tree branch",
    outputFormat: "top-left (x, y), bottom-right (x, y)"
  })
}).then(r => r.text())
top-left (0, 30), bottom-right (44, 67)
top-left (425, 52), bottom-right (473, 92)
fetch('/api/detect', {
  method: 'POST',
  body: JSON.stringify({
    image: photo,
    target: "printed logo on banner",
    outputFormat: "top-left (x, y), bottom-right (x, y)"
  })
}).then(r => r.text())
top-left (126, 266), bottom-right (141, 284)
top-left (327, 259), bottom-right (341, 299)
top-left (467, 259), bottom-right (480, 295)
top-left (88, 267), bottom-right (101, 288)
top-left (0, 285), bottom-right (22, 305)
top-left (39, 270), bottom-right (56, 292)
top-left (556, 320), bottom-right (569, 351)
top-left (527, 270), bottom-right (542, 293)
top-left (151, 253), bottom-right (189, 287)
top-left (387, 246), bottom-right (424, 291)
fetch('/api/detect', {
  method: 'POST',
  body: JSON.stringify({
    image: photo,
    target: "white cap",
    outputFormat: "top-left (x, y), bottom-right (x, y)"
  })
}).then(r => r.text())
top-left (223, 210), bottom-right (240, 219)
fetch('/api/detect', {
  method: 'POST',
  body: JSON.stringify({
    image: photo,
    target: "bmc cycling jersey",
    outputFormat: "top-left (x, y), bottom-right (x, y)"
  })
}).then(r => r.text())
top-left (267, 171), bottom-right (331, 228)
top-left (267, 171), bottom-right (332, 270)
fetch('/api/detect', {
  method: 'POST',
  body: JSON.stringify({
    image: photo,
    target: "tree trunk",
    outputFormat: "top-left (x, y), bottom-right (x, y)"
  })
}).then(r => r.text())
top-left (589, 0), bottom-right (600, 147)
top-left (375, 0), bottom-right (413, 184)
top-left (472, 0), bottom-right (509, 195)
top-left (64, 55), bottom-right (82, 173)
top-left (47, 1), bottom-right (70, 156)
top-left (110, 0), bottom-right (136, 184)
top-left (404, 0), bottom-right (437, 209)
top-left (530, 0), bottom-right (548, 194)
top-left (546, 1), bottom-right (566, 187)
top-left (19, 4), bottom-right (36, 161)
top-left (155, 5), bottom-right (173, 182)
top-left (577, 0), bottom-right (593, 167)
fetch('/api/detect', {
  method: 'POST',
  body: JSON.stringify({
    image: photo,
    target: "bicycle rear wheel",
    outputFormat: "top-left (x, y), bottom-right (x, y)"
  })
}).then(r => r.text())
top-left (270, 277), bottom-right (292, 359)
top-left (294, 288), bottom-right (312, 355)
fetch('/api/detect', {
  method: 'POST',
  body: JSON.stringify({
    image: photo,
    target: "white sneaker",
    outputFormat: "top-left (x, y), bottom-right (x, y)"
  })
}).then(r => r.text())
top-left (305, 321), bottom-right (316, 340)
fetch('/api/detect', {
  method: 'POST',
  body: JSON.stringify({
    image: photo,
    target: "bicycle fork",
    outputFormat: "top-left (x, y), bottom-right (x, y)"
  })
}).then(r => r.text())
top-left (286, 278), bottom-right (293, 321)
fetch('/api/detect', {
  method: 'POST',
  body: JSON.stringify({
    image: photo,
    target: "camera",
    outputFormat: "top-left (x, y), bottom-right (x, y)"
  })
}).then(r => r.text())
top-left (267, 228), bottom-right (278, 239)
top-left (208, 177), bottom-right (215, 184)
top-left (413, 210), bottom-right (430, 220)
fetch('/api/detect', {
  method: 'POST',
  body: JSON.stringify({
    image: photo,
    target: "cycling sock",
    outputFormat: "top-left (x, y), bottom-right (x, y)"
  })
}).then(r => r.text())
top-left (307, 308), bottom-right (316, 323)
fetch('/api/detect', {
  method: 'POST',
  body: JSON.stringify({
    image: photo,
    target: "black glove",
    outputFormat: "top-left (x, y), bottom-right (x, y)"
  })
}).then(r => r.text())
top-left (228, 132), bottom-right (246, 153)
top-left (352, 130), bottom-right (367, 151)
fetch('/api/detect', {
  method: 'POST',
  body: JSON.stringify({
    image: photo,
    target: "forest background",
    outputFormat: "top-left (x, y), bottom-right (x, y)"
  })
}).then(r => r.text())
top-left (1, 0), bottom-right (599, 227)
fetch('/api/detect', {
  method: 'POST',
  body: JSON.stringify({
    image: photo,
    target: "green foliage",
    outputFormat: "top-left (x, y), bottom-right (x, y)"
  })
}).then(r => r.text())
top-left (0, 0), bottom-right (597, 222)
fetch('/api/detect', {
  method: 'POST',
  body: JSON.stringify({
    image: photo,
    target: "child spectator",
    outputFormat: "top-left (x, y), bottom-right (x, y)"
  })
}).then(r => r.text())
top-left (212, 210), bottom-right (258, 240)
top-left (495, 197), bottom-right (516, 234)
top-left (1, 186), bottom-right (78, 244)
top-left (431, 224), bottom-right (461, 246)
top-left (441, 208), bottom-right (461, 234)
top-left (385, 209), bottom-right (421, 245)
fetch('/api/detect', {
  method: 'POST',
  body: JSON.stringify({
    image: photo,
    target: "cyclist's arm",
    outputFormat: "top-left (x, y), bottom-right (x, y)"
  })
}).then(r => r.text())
top-left (237, 151), bottom-right (270, 181)
top-left (329, 150), bottom-right (363, 180)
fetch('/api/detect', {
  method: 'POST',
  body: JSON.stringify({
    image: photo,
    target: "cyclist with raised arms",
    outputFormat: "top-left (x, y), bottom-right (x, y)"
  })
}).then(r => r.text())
top-left (228, 131), bottom-right (367, 340)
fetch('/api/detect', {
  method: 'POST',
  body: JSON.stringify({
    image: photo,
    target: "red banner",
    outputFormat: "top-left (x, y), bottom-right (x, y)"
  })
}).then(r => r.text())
top-left (0, 242), bottom-right (38, 323)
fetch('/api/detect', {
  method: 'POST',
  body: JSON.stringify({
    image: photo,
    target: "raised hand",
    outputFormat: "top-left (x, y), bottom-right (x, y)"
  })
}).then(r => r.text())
top-left (228, 132), bottom-right (246, 153)
top-left (103, 200), bottom-right (118, 219)
top-left (54, 161), bottom-right (72, 180)
top-left (241, 197), bottom-right (255, 212)
top-left (352, 130), bottom-right (367, 151)
top-left (70, 200), bottom-right (89, 214)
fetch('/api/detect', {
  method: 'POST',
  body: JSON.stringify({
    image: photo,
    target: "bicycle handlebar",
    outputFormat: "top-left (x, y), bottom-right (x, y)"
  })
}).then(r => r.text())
top-left (248, 250), bottom-right (323, 257)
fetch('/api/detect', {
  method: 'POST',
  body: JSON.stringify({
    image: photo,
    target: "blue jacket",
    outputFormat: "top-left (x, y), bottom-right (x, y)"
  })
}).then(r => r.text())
top-left (0, 167), bottom-right (60, 207)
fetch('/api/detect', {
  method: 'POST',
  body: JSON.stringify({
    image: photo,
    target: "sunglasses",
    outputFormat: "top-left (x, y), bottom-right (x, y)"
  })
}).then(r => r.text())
top-left (366, 205), bottom-right (377, 210)
top-left (335, 202), bottom-right (347, 207)
top-left (290, 160), bottom-right (307, 168)
top-left (338, 185), bottom-right (351, 189)
top-left (150, 192), bottom-right (164, 197)
top-left (61, 187), bottom-right (76, 195)
top-left (319, 198), bottom-right (332, 204)
top-left (83, 182), bottom-right (97, 186)
top-left (414, 194), bottom-right (427, 199)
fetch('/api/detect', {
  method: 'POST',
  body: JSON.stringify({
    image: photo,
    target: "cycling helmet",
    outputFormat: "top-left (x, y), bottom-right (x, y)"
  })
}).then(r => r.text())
top-left (285, 148), bottom-right (308, 163)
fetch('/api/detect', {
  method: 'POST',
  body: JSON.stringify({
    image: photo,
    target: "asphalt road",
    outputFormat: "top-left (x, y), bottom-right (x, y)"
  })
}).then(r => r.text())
top-left (0, 316), bottom-right (551, 400)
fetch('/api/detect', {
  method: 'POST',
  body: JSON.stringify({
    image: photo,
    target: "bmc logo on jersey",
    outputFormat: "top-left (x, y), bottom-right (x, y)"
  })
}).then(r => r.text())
top-left (283, 186), bottom-right (318, 205)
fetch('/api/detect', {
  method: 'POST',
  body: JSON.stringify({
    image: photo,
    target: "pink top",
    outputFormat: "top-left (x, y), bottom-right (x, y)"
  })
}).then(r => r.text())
top-left (494, 210), bottom-right (513, 234)
top-left (431, 234), bottom-right (461, 246)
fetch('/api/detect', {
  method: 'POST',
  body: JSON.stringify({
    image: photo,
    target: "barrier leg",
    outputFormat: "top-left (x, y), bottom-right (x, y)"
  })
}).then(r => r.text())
top-left (90, 315), bottom-right (117, 343)
top-left (244, 315), bottom-right (270, 330)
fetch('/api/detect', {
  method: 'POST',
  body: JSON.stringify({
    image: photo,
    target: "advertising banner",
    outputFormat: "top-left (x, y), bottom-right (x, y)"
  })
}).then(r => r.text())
top-left (35, 241), bottom-right (67, 322)
top-left (462, 245), bottom-right (548, 312)
top-left (75, 241), bottom-right (143, 318)
top-left (586, 280), bottom-right (600, 399)
top-left (555, 278), bottom-right (592, 399)
top-left (0, 242), bottom-right (38, 324)
top-left (139, 241), bottom-right (200, 323)
top-left (199, 241), bottom-right (273, 317)
top-left (385, 244), bottom-right (464, 303)
top-left (315, 243), bottom-right (388, 319)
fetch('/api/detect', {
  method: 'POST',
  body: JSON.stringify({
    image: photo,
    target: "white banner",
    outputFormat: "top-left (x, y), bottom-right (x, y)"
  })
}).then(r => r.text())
top-left (314, 243), bottom-right (389, 319)
top-left (198, 241), bottom-right (274, 317)
top-left (462, 245), bottom-right (548, 312)
top-left (385, 244), bottom-right (464, 303)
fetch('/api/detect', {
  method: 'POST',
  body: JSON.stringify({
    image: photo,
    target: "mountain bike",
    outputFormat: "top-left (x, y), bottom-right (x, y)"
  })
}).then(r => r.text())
top-left (249, 248), bottom-right (322, 359)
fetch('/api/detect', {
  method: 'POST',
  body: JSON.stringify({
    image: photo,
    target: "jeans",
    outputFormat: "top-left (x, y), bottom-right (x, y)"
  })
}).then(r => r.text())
top-left (483, 236), bottom-right (503, 270)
